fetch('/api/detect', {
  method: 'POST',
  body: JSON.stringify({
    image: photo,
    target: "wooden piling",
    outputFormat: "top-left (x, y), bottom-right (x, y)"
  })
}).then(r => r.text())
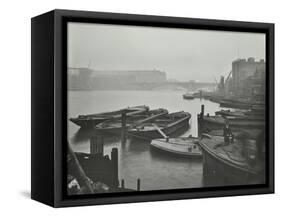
top-left (201, 104), bottom-right (205, 117)
top-left (121, 111), bottom-right (127, 145)
top-left (67, 142), bottom-right (94, 193)
top-left (137, 178), bottom-right (141, 191)
top-left (111, 148), bottom-right (119, 188)
top-left (90, 136), bottom-right (104, 155)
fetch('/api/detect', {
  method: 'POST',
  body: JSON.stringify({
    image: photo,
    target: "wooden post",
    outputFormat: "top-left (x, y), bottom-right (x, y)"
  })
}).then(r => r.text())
top-left (121, 111), bottom-right (127, 145)
top-left (201, 104), bottom-right (205, 118)
top-left (92, 120), bottom-right (96, 130)
top-left (90, 136), bottom-right (104, 155)
top-left (67, 143), bottom-right (94, 193)
top-left (198, 105), bottom-right (205, 137)
top-left (111, 148), bottom-right (119, 188)
top-left (90, 136), bottom-right (95, 154)
top-left (152, 123), bottom-right (168, 140)
top-left (137, 178), bottom-right (141, 191)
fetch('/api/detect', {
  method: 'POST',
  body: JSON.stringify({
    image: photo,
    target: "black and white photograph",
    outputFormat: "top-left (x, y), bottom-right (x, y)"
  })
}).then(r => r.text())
top-left (66, 22), bottom-right (267, 195)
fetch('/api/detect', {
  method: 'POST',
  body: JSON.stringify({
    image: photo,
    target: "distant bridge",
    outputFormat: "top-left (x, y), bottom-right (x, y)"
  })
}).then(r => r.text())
top-left (133, 81), bottom-right (216, 91)
top-left (69, 80), bottom-right (216, 91)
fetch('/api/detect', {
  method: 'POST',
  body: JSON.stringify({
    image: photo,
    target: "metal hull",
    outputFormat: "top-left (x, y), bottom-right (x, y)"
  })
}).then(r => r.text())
top-left (200, 144), bottom-right (265, 187)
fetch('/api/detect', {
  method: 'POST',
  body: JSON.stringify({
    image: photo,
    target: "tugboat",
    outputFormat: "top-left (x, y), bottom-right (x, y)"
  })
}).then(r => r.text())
top-left (198, 133), bottom-right (265, 186)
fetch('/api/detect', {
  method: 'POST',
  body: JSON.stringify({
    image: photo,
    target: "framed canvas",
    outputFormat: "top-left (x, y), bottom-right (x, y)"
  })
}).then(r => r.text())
top-left (31, 9), bottom-right (274, 207)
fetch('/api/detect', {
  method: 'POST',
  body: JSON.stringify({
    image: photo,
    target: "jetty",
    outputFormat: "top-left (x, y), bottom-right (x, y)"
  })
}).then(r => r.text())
top-left (67, 136), bottom-right (141, 195)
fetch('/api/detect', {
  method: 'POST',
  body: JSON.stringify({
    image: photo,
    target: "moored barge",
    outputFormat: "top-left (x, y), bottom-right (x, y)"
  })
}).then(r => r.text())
top-left (70, 105), bottom-right (149, 128)
top-left (95, 108), bottom-right (168, 135)
top-left (128, 111), bottom-right (191, 140)
top-left (215, 109), bottom-right (265, 120)
top-left (198, 134), bottom-right (265, 186)
top-left (219, 99), bottom-right (252, 109)
top-left (197, 105), bottom-right (264, 135)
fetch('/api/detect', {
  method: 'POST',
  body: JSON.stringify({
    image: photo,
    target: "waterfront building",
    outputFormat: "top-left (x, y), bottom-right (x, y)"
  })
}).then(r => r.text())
top-left (68, 67), bottom-right (94, 90)
top-left (67, 68), bottom-right (167, 90)
top-left (92, 69), bottom-right (167, 83)
top-left (231, 57), bottom-right (265, 97)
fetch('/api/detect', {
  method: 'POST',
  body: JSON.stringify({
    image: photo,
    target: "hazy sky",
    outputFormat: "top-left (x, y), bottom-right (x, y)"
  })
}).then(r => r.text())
top-left (68, 22), bottom-right (265, 82)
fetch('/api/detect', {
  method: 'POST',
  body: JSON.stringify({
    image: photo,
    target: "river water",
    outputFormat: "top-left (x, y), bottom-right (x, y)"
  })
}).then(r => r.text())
top-left (68, 90), bottom-right (220, 191)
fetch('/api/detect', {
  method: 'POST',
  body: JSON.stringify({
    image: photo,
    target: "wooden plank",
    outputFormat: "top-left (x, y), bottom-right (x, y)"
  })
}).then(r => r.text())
top-left (152, 123), bottom-right (168, 139)
top-left (132, 111), bottom-right (168, 127)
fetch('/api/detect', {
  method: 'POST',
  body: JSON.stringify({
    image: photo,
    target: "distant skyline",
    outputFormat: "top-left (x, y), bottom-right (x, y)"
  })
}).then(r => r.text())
top-left (68, 22), bottom-right (265, 82)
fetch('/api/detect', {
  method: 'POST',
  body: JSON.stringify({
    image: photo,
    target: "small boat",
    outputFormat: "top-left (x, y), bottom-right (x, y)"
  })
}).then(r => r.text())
top-left (198, 134), bottom-right (265, 186)
top-left (95, 108), bottom-right (168, 134)
top-left (128, 112), bottom-right (191, 140)
top-left (150, 136), bottom-right (202, 157)
top-left (215, 109), bottom-right (245, 117)
top-left (70, 105), bottom-right (149, 128)
top-left (183, 93), bottom-right (194, 100)
top-left (192, 91), bottom-right (202, 98)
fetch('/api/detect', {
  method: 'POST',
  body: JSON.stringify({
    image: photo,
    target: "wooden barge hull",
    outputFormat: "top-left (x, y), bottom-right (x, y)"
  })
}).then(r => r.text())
top-left (215, 110), bottom-right (265, 120)
top-left (95, 124), bottom-right (128, 135)
top-left (197, 115), bottom-right (264, 135)
top-left (206, 129), bottom-right (262, 140)
top-left (70, 118), bottom-right (106, 128)
top-left (200, 142), bottom-right (265, 186)
top-left (209, 96), bottom-right (222, 104)
top-left (95, 109), bottom-right (169, 135)
top-left (70, 105), bottom-right (149, 128)
top-left (128, 116), bottom-right (190, 140)
top-left (220, 101), bottom-right (251, 109)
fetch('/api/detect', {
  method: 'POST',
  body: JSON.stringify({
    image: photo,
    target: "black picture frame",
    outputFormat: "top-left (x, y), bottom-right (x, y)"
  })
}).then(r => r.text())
top-left (31, 9), bottom-right (274, 207)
